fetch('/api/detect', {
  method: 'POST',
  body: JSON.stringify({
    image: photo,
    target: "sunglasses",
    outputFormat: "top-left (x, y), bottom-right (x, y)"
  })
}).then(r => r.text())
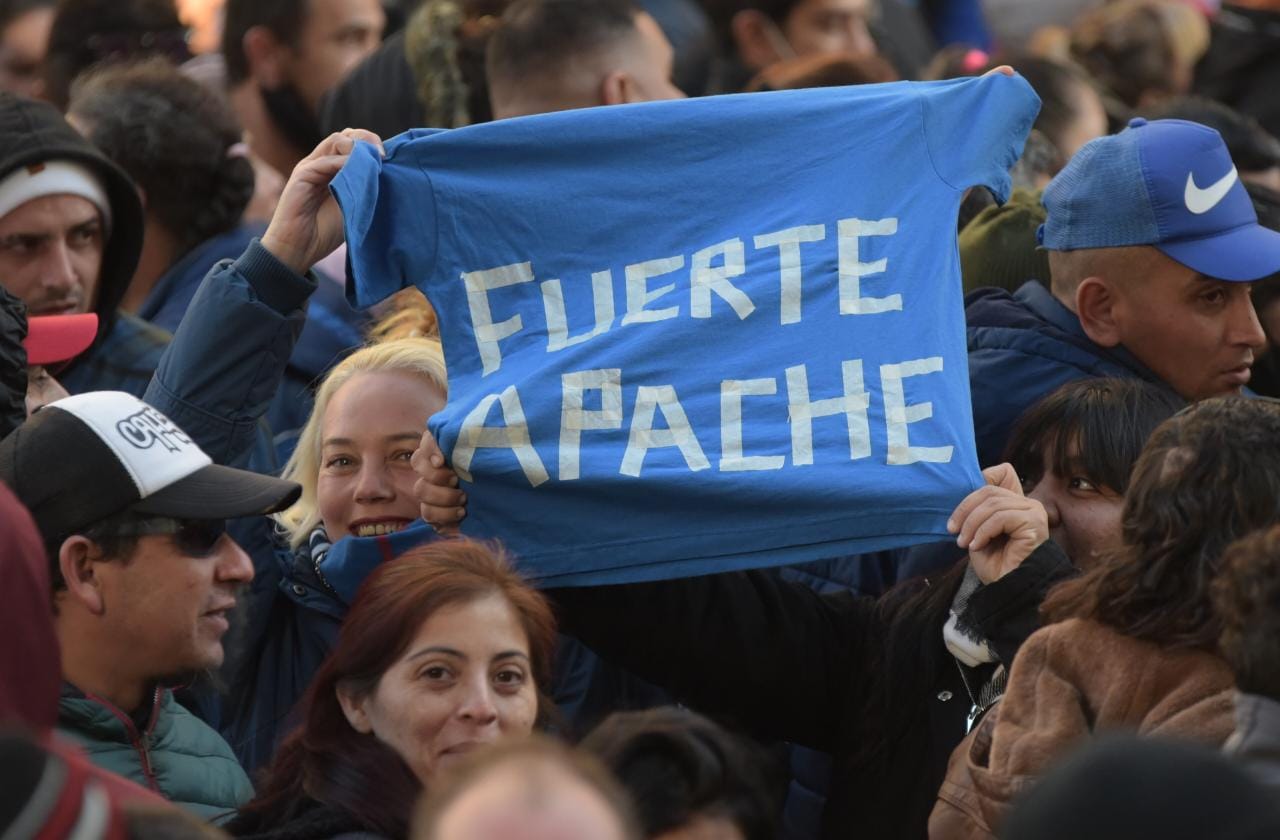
top-left (103, 517), bottom-right (229, 558)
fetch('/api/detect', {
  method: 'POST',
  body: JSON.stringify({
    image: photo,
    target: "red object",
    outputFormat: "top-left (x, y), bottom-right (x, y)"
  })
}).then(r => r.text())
top-left (23, 314), bottom-right (98, 366)
top-left (962, 49), bottom-right (990, 74)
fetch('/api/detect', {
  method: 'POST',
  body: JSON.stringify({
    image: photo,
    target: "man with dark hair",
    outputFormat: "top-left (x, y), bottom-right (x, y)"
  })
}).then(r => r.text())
top-left (703, 0), bottom-right (936, 90)
top-left (222, 0), bottom-right (385, 177)
top-left (40, 0), bottom-right (190, 111)
top-left (966, 117), bottom-right (1280, 466)
top-left (486, 0), bottom-right (684, 120)
top-left (0, 93), bottom-right (168, 398)
top-left (0, 391), bottom-right (300, 816)
top-left (0, 0), bottom-right (54, 97)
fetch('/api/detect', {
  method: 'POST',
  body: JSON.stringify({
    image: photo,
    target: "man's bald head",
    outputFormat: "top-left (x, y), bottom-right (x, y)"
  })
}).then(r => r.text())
top-left (1047, 245), bottom-right (1163, 310)
top-left (414, 738), bottom-right (640, 840)
top-left (486, 0), bottom-right (682, 119)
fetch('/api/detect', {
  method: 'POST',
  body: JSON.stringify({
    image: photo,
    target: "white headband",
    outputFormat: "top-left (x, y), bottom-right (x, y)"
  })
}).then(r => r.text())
top-left (0, 160), bottom-right (112, 231)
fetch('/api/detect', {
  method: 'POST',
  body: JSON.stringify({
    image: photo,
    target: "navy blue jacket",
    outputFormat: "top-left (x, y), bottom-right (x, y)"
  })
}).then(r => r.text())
top-left (143, 243), bottom-right (410, 771)
top-left (142, 242), bottom-right (659, 771)
top-left (59, 310), bottom-right (169, 399)
top-left (139, 224), bottom-right (366, 439)
top-left (966, 282), bottom-right (1169, 466)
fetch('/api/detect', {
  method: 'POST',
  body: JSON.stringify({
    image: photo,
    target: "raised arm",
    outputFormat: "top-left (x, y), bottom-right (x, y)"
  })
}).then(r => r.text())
top-left (144, 129), bottom-right (384, 469)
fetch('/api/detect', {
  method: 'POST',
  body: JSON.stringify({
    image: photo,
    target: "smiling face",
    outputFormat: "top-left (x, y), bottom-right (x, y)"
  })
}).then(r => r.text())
top-left (317, 369), bottom-right (446, 539)
top-left (337, 594), bottom-right (539, 787)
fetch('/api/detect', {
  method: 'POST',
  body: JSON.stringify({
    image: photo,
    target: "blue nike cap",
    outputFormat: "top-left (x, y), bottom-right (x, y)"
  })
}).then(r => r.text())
top-left (1039, 117), bottom-right (1280, 282)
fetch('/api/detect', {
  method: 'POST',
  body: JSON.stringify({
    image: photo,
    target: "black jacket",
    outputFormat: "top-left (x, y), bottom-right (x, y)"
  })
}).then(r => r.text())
top-left (0, 94), bottom-right (143, 354)
top-left (552, 541), bottom-right (1074, 840)
top-left (230, 800), bottom-right (387, 840)
top-left (0, 287), bottom-right (26, 437)
top-left (0, 94), bottom-right (163, 398)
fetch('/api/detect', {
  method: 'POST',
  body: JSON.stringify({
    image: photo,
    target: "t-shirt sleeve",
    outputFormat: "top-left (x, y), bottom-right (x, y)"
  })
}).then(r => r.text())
top-left (329, 136), bottom-right (439, 309)
top-left (917, 73), bottom-right (1041, 203)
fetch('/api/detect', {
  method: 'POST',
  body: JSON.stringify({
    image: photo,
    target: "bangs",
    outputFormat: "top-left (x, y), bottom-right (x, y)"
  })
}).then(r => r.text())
top-left (1014, 420), bottom-right (1128, 493)
top-left (1004, 380), bottom-right (1183, 494)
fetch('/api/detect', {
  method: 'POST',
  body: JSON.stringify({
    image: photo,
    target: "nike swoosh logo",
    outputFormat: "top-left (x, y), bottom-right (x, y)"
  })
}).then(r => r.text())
top-left (1184, 166), bottom-right (1238, 214)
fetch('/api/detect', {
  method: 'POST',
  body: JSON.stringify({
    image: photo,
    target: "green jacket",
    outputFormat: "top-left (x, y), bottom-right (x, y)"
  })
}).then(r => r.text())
top-left (58, 684), bottom-right (253, 821)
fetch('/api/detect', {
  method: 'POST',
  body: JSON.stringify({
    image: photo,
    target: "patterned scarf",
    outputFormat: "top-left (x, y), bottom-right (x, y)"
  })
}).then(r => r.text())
top-left (299, 525), bottom-right (340, 600)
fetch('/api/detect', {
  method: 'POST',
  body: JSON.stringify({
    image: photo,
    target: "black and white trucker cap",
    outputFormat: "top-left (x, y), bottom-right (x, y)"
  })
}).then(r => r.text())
top-left (0, 391), bottom-right (300, 539)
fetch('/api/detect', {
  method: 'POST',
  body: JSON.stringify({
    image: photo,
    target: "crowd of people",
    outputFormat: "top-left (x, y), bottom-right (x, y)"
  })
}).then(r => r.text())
top-left (3, 0), bottom-right (1280, 838)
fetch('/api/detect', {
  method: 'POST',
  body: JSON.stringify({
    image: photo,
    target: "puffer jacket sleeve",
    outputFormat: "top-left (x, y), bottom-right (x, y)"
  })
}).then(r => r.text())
top-left (141, 241), bottom-right (319, 771)
top-left (143, 240), bottom-right (316, 470)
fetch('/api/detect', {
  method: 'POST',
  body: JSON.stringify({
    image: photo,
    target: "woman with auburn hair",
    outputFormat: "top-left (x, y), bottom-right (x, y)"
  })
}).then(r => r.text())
top-left (214, 334), bottom-right (452, 776)
top-left (140, 126), bottom-right (634, 786)
top-left (930, 397), bottom-right (1280, 839)
top-left (227, 539), bottom-right (556, 840)
top-left (416, 379), bottom-right (1183, 840)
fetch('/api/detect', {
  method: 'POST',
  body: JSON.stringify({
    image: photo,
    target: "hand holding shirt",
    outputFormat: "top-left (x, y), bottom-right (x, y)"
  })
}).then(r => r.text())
top-left (332, 74), bottom-right (1041, 585)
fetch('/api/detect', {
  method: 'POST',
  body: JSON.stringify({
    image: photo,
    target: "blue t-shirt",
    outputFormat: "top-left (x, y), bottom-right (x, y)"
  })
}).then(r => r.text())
top-left (332, 74), bottom-right (1040, 585)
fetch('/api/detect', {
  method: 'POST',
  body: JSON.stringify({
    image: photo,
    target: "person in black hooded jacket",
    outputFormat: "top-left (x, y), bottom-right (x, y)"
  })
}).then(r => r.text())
top-left (0, 286), bottom-right (27, 436)
top-left (0, 92), bottom-right (167, 399)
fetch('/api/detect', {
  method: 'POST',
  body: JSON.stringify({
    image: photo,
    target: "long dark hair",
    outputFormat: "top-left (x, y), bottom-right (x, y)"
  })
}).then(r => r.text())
top-left (1042, 397), bottom-right (1280, 649)
top-left (228, 540), bottom-right (557, 838)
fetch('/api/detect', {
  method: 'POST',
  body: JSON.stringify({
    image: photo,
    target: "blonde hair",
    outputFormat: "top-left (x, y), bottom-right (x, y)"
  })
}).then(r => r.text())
top-left (367, 287), bottom-right (440, 342)
top-left (276, 337), bottom-right (449, 548)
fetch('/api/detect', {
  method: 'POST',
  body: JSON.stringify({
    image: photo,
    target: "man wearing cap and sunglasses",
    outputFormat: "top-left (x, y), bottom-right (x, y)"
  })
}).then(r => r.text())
top-left (966, 117), bottom-right (1280, 467)
top-left (0, 391), bottom-right (300, 819)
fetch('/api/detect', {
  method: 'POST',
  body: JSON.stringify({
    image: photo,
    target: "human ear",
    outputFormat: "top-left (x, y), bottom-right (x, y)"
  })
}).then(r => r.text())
top-left (731, 9), bottom-right (789, 71)
top-left (58, 537), bottom-right (105, 616)
top-left (601, 70), bottom-right (631, 106)
top-left (242, 26), bottom-right (288, 88)
top-left (1076, 276), bottom-right (1123, 348)
top-left (336, 683), bottom-right (374, 734)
